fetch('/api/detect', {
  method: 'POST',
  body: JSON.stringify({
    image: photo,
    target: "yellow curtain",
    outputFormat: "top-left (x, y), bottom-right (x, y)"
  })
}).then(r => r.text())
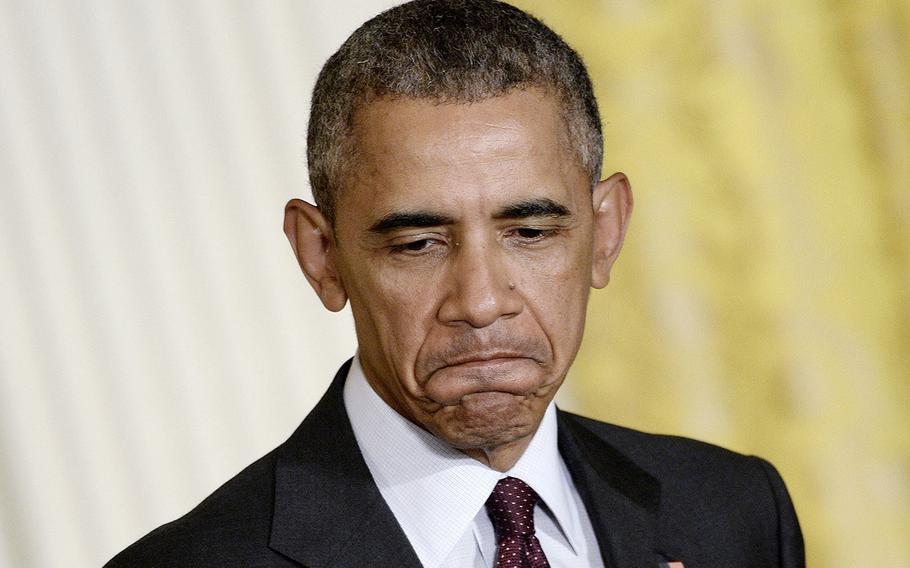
top-left (513, 0), bottom-right (910, 565)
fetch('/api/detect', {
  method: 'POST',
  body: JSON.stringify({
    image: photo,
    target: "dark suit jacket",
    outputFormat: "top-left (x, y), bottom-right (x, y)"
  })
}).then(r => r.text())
top-left (106, 360), bottom-right (804, 567)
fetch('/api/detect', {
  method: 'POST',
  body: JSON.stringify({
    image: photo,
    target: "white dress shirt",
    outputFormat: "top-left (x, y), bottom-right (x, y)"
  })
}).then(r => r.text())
top-left (343, 355), bottom-right (604, 568)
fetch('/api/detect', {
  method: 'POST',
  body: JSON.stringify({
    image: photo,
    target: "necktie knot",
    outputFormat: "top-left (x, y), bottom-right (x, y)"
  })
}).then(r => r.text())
top-left (486, 477), bottom-right (550, 567)
top-left (486, 477), bottom-right (540, 538)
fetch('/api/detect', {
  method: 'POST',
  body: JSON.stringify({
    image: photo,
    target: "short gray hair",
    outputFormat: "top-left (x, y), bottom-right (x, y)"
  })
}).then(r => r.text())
top-left (307, 0), bottom-right (603, 223)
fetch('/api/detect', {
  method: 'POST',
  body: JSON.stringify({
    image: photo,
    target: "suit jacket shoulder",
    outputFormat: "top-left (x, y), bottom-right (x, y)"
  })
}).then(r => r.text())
top-left (105, 360), bottom-right (421, 568)
top-left (558, 411), bottom-right (805, 568)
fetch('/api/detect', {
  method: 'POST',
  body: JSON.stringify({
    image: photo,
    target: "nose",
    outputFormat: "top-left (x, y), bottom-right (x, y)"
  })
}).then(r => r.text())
top-left (437, 239), bottom-right (523, 328)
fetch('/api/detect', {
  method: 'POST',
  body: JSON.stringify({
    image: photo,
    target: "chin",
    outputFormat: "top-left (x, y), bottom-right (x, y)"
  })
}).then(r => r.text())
top-left (431, 391), bottom-right (542, 450)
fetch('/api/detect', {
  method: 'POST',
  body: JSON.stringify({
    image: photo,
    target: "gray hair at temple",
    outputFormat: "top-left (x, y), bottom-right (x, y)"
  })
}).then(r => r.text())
top-left (306, 0), bottom-right (604, 223)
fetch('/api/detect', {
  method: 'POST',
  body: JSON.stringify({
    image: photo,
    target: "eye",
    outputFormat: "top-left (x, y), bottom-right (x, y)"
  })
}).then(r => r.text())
top-left (510, 227), bottom-right (557, 243)
top-left (515, 227), bottom-right (546, 240)
top-left (388, 237), bottom-right (444, 256)
top-left (403, 239), bottom-right (432, 251)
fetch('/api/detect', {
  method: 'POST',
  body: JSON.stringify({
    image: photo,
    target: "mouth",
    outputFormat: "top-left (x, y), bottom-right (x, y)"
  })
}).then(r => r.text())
top-left (422, 350), bottom-right (546, 405)
top-left (440, 351), bottom-right (534, 369)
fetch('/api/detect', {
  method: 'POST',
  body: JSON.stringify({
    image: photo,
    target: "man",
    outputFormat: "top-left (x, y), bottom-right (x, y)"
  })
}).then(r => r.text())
top-left (107, 1), bottom-right (804, 567)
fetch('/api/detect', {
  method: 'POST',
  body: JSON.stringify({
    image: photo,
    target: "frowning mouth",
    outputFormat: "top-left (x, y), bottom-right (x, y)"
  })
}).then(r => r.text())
top-left (440, 351), bottom-right (531, 369)
top-left (418, 333), bottom-right (551, 386)
top-left (419, 345), bottom-right (552, 405)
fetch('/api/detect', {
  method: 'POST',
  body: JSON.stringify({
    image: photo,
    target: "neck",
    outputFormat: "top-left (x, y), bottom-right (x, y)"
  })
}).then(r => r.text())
top-left (460, 435), bottom-right (533, 472)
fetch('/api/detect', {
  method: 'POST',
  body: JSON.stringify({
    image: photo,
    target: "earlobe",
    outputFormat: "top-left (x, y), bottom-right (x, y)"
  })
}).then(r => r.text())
top-left (590, 172), bottom-right (633, 289)
top-left (283, 199), bottom-right (348, 311)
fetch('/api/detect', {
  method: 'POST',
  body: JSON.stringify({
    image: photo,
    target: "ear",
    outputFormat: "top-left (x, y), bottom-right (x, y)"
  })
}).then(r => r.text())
top-left (283, 199), bottom-right (348, 311)
top-left (590, 172), bottom-right (633, 289)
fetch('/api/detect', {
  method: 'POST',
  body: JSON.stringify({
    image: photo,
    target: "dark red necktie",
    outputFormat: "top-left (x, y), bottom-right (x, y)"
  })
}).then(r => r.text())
top-left (486, 477), bottom-right (551, 568)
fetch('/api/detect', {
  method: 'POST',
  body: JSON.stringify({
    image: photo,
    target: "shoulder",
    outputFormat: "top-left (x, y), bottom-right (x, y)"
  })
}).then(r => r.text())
top-left (104, 449), bottom-right (286, 568)
top-left (560, 410), bottom-right (782, 487)
top-left (559, 411), bottom-right (805, 566)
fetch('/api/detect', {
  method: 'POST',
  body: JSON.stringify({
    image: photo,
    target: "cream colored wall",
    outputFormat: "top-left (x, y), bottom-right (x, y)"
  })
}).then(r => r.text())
top-left (2, 1), bottom-right (908, 567)
top-left (514, 0), bottom-right (910, 566)
top-left (0, 2), bottom-right (397, 566)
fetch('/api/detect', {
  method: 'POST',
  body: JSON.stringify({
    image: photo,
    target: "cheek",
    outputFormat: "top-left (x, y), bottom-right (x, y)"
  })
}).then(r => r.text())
top-left (518, 246), bottom-right (591, 347)
top-left (351, 267), bottom-right (441, 351)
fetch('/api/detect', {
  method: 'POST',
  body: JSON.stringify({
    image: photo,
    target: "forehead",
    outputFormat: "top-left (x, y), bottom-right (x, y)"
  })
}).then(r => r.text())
top-left (337, 89), bottom-right (587, 223)
top-left (353, 89), bottom-right (570, 172)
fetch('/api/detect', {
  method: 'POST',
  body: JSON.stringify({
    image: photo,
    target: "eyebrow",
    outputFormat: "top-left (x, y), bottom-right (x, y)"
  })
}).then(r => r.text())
top-left (494, 198), bottom-right (572, 219)
top-left (367, 197), bottom-right (572, 234)
top-left (368, 211), bottom-right (456, 234)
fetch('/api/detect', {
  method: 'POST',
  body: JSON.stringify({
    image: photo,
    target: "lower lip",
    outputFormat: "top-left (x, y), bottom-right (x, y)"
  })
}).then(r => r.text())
top-left (447, 357), bottom-right (526, 369)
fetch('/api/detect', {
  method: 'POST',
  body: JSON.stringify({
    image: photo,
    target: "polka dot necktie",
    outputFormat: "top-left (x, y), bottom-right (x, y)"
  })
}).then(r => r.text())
top-left (485, 477), bottom-right (551, 568)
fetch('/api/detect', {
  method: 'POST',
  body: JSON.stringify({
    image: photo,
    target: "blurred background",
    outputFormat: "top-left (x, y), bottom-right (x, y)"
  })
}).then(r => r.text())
top-left (0, 0), bottom-right (906, 566)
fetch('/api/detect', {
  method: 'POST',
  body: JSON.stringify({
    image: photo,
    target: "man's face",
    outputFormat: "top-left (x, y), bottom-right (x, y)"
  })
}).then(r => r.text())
top-left (294, 88), bottom-right (629, 460)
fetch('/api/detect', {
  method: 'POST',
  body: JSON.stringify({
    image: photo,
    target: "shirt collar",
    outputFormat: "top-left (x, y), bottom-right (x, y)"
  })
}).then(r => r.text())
top-left (343, 355), bottom-right (582, 566)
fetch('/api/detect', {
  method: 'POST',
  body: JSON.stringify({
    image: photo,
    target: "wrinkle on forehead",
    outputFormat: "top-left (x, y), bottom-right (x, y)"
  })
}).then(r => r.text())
top-left (479, 121), bottom-right (521, 130)
top-left (413, 123), bottom-right (545, 165)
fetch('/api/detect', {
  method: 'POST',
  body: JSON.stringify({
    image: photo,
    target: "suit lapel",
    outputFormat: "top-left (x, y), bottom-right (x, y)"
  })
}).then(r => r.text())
top-left (558, 411), bottom-right (662, 568)
top-left (269, 360), bottom-right (422, 568)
